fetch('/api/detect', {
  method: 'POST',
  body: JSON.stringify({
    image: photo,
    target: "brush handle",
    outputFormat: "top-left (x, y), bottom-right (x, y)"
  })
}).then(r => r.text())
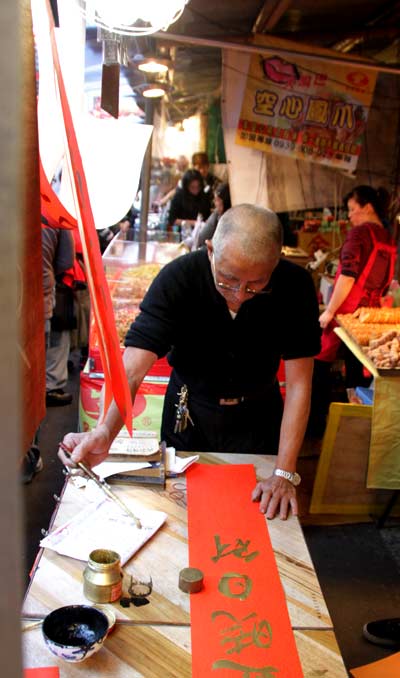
top-left (59, 442), bottom-right (142, 529)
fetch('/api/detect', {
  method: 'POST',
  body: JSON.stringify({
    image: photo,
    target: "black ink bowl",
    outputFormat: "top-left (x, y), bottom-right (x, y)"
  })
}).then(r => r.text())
top-left (42, 605), bottom-right (109, 663)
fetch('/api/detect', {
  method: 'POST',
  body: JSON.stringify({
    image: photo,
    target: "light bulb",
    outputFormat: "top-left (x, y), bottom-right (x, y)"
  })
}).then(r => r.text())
top-left (139, 1), bottom-right (184, 27)
top-left (138, 60), bottom-right (169, 74)
top-left (142, 85), bottom-right (167, 98)
top-left (94, 0), bottom-right (141, 27)
top-left (80, 0), bottom-right (188, 36)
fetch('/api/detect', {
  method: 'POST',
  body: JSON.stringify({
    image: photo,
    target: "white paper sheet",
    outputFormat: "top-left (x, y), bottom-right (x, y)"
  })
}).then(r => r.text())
top-left (92, 460), bottom-right (151, 480)
top-left (165, 447), bottom-right (199, 475)
top-left (172, 455), bottom-right (199, 474)
top-left (40, 497), bottom-right (167, 565)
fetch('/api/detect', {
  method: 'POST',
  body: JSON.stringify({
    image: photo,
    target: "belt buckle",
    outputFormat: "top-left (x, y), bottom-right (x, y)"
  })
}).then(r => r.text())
top-left (219, 397), bottom-right (242, 406)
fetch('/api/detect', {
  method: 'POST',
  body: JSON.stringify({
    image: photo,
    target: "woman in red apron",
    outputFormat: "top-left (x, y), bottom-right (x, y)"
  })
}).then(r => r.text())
top-left (308, 185), bottom-right (397, 436)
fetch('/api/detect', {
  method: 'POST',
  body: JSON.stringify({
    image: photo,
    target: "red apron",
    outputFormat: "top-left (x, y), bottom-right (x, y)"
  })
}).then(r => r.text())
top-left (317, 225), bottom-right (396, 362)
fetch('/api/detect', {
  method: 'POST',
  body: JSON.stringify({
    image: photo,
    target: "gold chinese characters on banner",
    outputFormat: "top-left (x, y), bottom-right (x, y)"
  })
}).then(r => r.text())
top-left (236, 50), bottom-right (377, 172)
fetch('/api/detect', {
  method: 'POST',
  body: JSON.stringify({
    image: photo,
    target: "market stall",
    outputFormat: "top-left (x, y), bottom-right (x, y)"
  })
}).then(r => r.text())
top-left (310, 306), bottom-right (400, 516)
top-left (335, 308), bottom-right (400, 490)
top-left (296, 216), bottom-right (349, 255)
top-left (80, 234), bottom-right (185, 434)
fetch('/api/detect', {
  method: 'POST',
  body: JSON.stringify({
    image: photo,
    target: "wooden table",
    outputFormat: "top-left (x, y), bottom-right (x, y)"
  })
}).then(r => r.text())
top-left (22, 454), bottom-right (348, 677)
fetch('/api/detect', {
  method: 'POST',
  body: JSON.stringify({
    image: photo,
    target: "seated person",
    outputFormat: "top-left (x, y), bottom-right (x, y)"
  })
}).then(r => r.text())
top-left (167, 169), bottom-right (212, 232)
top-left (197, 183), bottom-right (231, 247)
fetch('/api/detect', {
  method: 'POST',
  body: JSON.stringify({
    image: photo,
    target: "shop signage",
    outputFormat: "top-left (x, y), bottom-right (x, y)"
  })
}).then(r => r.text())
top-left (236, 50), bottom-right (377, 172)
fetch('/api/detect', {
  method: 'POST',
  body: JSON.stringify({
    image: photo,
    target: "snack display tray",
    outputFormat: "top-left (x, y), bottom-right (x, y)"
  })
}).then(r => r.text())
top-left (335, 324), bottom-right (400, 377)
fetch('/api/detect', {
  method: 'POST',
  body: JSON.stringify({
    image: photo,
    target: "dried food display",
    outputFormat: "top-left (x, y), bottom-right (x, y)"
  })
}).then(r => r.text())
top-left (365, 330), bottom-right (400, 369)
top-left (356, 307), bottom-right (400, 324)
top-left (89, 236), bottom-right (183, 366)
top-left (336, 313), bottom-right (400, 346)
top-left (108, 264), bottom-right (163, 344)
top-left (114, 307), bottom-right (137, 344)
top-left (337, 310), bottom-right (400, 371)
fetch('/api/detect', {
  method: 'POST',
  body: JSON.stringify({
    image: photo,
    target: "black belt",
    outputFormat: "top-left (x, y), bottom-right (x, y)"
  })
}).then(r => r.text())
top-left (219, 397), bottom-right (246, 406)
top-left (218, 391), bottom-right (277, 405)
top-left (171, 371), bottom-right (278, 407)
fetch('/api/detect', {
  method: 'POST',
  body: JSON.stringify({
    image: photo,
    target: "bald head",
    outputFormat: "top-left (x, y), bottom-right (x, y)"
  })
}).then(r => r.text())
top-left (212, 204), bottom-right (283, 264)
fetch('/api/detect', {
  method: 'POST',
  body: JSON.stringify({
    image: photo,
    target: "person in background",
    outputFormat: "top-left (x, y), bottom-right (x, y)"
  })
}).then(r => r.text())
top-left (98, 206), bottom-right (138, 253)
top-left (362, 617), bottom-right (400, 649)
top-left (45, 226), bottom-right (76, 406)
top-left (155, 155), bottom-right (190, 211)
top-left (197, 183), bottom-right (231, 247)
top-left (167, 168), bottom-right (212, 233)
top-left (70, 227), bottom-right (90, 371)
top-left (192, 151), bottom-right (220, 195)
top-left (308, 185), bottom-right (397, 437)
top-left (176, 154), bottom-right (189, 177)
top-left (59, 204), bottom-right (321, 520)
top-left (42, 217), bottom-right (75, 350)
top-left (21, 218), bottom-right (75, 482)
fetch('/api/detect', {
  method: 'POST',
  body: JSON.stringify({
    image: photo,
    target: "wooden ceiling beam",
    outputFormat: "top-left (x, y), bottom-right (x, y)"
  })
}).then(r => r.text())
top-left (154, 30), bottom-right (400, 75)
top-left (251, 0), bottom-right (293, 34)
top-left (274, 26), bottom-right (400, 44)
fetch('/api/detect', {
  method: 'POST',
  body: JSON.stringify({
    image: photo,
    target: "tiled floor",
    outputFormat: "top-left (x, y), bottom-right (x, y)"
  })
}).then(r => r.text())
top-left (22, 352), bottom-right (400, 675)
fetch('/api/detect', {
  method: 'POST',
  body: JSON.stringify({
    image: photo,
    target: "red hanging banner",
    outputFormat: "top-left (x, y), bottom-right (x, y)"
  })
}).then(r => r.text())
top-left (186, 463), bottom-right (303, 677)
top-left (39, 159), bottom-right (77, 229)
top-left (39, 0), bottom-right (132, 431)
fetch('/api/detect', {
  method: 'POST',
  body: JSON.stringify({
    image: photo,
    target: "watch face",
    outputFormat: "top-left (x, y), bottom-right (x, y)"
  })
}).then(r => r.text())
top-left (292, 472), bottom-right (301, 486)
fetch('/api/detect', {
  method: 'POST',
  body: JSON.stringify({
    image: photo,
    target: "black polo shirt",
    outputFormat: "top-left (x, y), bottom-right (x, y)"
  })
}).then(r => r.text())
top-left (125, 248), bottom-right (321, 400)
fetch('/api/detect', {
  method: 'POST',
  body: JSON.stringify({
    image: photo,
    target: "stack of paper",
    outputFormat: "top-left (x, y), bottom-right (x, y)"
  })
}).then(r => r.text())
top-left (105, 431), bottom-right (165, 485)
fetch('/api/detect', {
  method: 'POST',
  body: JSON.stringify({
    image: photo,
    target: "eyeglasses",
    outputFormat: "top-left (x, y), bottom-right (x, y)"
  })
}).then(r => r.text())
top-left (215, 280), bottom-right (270, 296)
top-left (211, 254), bottom-right (270, 297)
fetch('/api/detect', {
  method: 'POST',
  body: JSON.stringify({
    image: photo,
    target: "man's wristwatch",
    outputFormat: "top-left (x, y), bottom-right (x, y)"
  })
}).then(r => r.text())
top-left (273, 468), bottom-right (301, 486)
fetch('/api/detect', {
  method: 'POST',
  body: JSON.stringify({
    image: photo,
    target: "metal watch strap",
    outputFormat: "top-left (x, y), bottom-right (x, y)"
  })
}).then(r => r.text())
top-left (273, 468), bottom-right (301, 486)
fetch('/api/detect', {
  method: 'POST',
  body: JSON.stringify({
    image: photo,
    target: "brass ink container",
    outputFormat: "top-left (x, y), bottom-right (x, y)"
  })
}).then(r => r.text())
top-left (83, 549), bottom-right (122, 603)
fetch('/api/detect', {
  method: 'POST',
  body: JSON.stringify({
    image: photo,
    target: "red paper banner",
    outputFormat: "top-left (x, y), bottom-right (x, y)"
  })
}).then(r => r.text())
top-left (41, 0), bottom-right (132, 432)
top-left (25, 669), bottom-right (59, 678)
top-left (187, 464), bottom-right (303, 677)
top-left (39, 159), bottom-right (77, 229)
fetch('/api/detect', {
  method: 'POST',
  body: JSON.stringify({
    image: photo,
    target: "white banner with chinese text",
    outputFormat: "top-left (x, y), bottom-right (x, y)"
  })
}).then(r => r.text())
top-left (236, 46), bottom-right (377, 172)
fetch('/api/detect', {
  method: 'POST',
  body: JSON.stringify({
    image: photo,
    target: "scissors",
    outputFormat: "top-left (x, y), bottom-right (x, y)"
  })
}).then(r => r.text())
top-left (59, 442), bottom-right (142, 529)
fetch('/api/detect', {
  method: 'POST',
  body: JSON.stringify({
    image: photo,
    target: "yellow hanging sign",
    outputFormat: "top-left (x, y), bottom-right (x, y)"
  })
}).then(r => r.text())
top-left (236, 45), bottom-right (377, 172)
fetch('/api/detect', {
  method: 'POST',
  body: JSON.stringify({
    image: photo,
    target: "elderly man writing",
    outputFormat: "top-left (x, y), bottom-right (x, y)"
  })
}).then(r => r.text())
top-left (59, 204), bottom-right (321, 519)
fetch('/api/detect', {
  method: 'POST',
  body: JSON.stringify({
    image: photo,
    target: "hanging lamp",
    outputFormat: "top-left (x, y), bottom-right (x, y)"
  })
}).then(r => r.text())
top-left (77, 0), bottom-right (190, 37)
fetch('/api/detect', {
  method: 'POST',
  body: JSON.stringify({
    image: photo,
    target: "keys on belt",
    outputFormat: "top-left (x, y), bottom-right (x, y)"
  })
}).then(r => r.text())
top-left (174, 385), bottom-right (194, 433)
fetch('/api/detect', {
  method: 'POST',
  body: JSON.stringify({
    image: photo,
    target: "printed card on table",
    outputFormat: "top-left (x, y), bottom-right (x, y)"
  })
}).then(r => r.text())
top-left (40, 498), bottom-right (167, 566)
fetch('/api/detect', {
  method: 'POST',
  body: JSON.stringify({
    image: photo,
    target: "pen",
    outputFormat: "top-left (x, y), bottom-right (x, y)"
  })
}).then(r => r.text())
top-left (59, 442), bottom-right (142, 529)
